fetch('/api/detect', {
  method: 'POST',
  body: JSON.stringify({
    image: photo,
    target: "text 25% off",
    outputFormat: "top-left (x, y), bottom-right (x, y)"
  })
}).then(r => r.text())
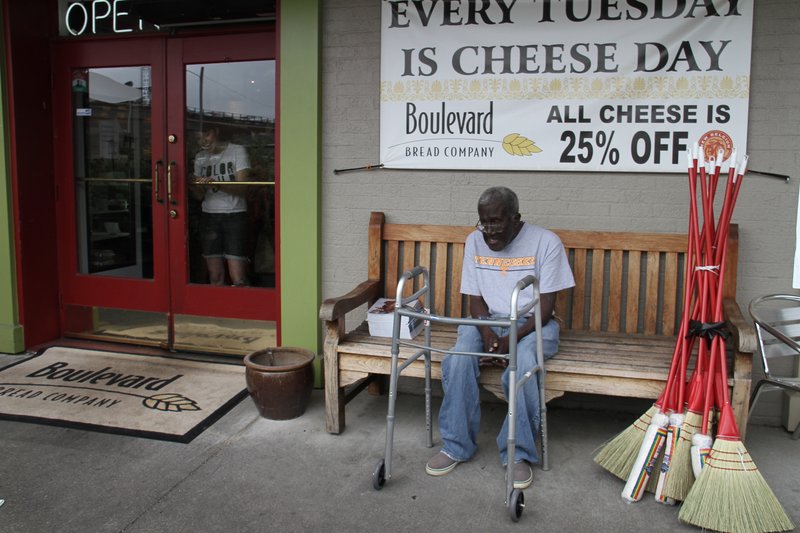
top-left (560, 130), bottom-right (690, 165)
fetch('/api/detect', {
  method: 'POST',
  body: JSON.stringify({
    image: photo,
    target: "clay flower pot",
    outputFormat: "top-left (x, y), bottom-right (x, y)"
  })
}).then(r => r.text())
top-left (243, 347), bottom-right (315, 420)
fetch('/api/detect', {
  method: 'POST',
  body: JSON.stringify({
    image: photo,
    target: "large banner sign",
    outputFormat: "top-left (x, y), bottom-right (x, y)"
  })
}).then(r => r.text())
top-left (380, 1), bottom-right (753, 172)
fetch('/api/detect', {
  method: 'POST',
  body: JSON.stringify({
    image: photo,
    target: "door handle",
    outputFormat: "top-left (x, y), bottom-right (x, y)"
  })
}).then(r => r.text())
top-left (154, 160), bottom-right (164, 203)
top-left (167, 160), bottom-right (177, 205)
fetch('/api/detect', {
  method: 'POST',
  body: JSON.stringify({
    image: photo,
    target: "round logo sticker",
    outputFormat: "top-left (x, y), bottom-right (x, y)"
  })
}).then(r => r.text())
top-left (698, 130), bottom-right (734, 162)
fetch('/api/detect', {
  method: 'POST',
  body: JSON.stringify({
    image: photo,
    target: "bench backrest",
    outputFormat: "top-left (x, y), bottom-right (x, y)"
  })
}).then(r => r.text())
top-left (368, 211), bottom-right (739, 337)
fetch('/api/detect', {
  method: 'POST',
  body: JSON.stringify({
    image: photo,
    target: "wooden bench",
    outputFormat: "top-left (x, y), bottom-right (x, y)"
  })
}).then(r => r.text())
top-left (320, 212), bottom-right (757, 437)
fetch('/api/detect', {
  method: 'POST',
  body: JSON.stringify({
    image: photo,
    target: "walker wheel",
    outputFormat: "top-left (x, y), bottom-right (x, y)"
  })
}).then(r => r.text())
top-left (372, 459), bottom-right (386, 490)
top-left (509, 489), bottom-right (524, 522)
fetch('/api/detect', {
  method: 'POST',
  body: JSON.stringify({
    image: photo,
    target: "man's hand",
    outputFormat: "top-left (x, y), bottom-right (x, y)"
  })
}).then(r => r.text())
top-left (479, 356), bottom-right (508, 369)
top-left (479, 328), bottom-right (510, 368)
top-left (486, 333), bottom-right (510, 354)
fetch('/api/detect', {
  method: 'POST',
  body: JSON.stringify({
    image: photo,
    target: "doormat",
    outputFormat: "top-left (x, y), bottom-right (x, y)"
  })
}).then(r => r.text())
top-left (0, 347), bottom-right (248, 442)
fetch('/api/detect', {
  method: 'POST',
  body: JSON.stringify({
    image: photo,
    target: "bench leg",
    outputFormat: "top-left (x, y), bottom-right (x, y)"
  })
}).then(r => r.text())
top-left (731, 377), bottom-right (751, 441)
top-left (731, 349), bottom-right (753, 441)
top-left (368, 375), bottom-right (389, 396)
top-left (324, 322), bottom-right (346, 434)
top-left (326, 383), bottom-right (346, 434)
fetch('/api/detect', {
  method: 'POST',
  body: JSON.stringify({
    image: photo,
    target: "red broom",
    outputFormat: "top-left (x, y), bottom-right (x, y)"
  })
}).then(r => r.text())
top-left (679, 157), bottom-right (794, 533)
top-left (664, 146), bottom-right (737, 498)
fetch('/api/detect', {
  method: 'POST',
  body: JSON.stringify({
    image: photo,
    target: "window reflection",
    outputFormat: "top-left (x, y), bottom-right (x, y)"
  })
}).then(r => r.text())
top-left (72, 66), bottom-right (153, 278)
top-left (185, 60), bottom-right (276, 288)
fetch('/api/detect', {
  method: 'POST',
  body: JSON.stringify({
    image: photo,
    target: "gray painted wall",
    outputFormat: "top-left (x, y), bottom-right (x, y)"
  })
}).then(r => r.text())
top-left (321, 0), bottom-right (800, 426)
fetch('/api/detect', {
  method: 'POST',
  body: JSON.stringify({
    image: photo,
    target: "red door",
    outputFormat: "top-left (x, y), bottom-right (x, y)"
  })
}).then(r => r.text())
top-left (53, 29), bottom-right (279, 354)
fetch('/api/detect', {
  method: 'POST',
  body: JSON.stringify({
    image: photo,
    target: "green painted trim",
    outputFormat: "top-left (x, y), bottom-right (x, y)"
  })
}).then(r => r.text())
top-left (0, 10), bottom-right (25, 354)
top-left (279, 0), bottom-right (322, 385)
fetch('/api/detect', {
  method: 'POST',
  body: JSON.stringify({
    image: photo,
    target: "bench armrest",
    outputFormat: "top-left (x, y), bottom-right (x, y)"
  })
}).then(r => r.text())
top-left (723, 297), bottom-right (757, 354)
top-left (319, 279), bottom-right (382, 323)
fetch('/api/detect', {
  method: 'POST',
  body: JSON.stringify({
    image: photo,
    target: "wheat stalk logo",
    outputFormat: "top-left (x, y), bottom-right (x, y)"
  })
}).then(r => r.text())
top-left (143, 393), bottom-right (201, 412)
top-left (502, 133), bottom-right (542, 156)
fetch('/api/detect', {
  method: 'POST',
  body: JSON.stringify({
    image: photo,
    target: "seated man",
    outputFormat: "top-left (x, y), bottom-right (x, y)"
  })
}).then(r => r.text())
top-left (426, 186), bottom-right (575, 489)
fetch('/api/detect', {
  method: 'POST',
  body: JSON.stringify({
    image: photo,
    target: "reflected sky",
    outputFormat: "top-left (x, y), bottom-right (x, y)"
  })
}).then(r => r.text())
top-left (92, 60), bottom-right (276, 120)
top-left (186, 61), bottom-right (275, 120)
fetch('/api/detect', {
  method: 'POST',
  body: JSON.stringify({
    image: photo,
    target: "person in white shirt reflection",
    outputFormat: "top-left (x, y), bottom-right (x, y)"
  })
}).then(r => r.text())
top-left (190, 126), bottom-right (250, 286)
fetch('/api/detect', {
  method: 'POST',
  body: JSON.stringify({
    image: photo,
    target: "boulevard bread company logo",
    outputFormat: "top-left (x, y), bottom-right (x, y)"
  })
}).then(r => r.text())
top-left (502, 133), bottom-right (543, 156)
top-left (19, 361), bottom-right (201, 413)
top-left (698, 129), bottom-right (734, 161)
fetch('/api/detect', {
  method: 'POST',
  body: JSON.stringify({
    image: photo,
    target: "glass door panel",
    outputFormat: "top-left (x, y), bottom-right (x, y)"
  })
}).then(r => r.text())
top-left (72, 67), bottom-right (154, 278)
top-left (63, 305), bottom-right (169, 348)
top-left (184, 59), bottom-right (276, 288)
top-left (173, 315), bottom-right (276, 355)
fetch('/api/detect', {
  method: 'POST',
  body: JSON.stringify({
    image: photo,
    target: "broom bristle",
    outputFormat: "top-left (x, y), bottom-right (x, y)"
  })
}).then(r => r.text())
top-left (678, 438), bottom-right (794, 533)
top-left (593, 405), bottom-right (656, 480)
top-left (661, 410), bottom-right (702, 501)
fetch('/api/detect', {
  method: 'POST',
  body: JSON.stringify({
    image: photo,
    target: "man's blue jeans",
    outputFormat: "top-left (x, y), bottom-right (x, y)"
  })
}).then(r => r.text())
top-left (438, 318), bottom-right (560, 465)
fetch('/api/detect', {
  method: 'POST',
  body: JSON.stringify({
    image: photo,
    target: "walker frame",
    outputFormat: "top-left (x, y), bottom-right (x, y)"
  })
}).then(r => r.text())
top-left (371, 266), bottom-right (549, 522)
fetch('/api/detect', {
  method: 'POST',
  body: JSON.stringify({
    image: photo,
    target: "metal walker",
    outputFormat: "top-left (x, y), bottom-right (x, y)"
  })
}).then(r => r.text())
top-left (371, 266), bottom-right (549, 522)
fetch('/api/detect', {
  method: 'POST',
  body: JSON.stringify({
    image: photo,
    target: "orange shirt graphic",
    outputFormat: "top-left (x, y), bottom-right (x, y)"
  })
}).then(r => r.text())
top-left (474, 255), bottom-right (536, 275)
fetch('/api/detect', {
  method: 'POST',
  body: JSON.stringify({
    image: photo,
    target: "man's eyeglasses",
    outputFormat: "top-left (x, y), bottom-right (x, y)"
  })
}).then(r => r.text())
top-left (475, 221), bottom-right (505, 233)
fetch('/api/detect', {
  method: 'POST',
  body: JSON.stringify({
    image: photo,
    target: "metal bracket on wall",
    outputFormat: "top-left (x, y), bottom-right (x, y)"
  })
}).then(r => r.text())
top-left (749, 169), bottom-right (791, 182)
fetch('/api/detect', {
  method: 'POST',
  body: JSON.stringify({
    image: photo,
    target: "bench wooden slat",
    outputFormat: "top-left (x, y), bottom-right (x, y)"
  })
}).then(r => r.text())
top-left (626, 250), bottom-right (641, 334)
top-left (401, 241), bottom-right (415, 297)
top-left (384, 224), bottom-right (473, 243)
top-left (451, 243), bottom-right (464, 318)
top-left (556, 229), bottom-right (687, 252)
top-left (434, 242), bottom-right (448, 315)
top-left (663, 252), bottom-right (679, 336)
top-left (590, 249), bottom-right (605, 331)
top-left (645, 252), bottom-right (660, 335)
top-left (572, 248), bottom-right (587, 329)
top-left (419, 241), bottom-right (432, 307)
top-left (368, 212), bottom-right (384, 280)
top-left (386, 240), bottom-right (399, 299)
top-left (608, 250), bottom-right (624, 332)
top-left (555, 291), bottom-right (569, 327)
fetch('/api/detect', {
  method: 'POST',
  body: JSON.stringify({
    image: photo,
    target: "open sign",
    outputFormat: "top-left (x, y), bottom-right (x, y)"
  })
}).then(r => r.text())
top-left (60, 0), bottom-right (157, 36)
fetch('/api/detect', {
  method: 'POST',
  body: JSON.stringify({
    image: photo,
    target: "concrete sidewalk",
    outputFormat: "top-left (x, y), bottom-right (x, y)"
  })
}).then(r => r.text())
top-left (1, 353), bottom-right (798, 532)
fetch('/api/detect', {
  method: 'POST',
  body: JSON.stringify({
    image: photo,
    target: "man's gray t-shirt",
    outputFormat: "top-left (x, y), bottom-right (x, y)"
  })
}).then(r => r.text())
top-left (460, 222), bottom-right (575, 316)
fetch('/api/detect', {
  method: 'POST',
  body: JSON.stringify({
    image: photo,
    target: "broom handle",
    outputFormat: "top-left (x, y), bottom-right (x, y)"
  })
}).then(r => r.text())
top-left (706, 159), bottom-right (747, 419)
top-left (712, 159), bottom-right (738, 254)
top-left (695, 160), bottom-right (731, 433)
top-left (684, 152), bottom-right (708, 416)
top-left (663, 220), bottom-right (702, 412)
top-left (679, 289), bottom-right (704, 407)
top-left (699, 302), bottom-right (718, 435)
top-left (710, 165), bottom-right (746, 409)
top-left (664, 247), bottom-right (697, 411)
top-left (674, 155), bottom-right (707, 410)
top-left (698, 160), bottom-right (715, 261)
top-left (663, 302), bottom-right (695, 412)
top-left (706, 152), bottom-right (723, 228)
